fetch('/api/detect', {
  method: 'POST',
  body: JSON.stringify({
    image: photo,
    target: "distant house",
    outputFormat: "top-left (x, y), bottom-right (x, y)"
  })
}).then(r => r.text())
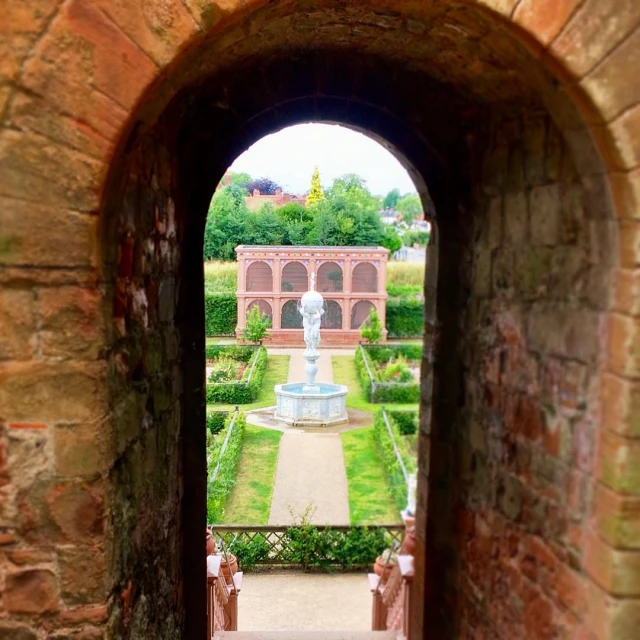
top-left (217, 172), bottom-right (306, 210)
top-left (245, 188), bottom-right (307, 211)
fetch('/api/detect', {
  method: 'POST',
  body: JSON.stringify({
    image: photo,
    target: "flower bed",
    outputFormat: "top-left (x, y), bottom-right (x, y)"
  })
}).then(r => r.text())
top-left (206, 345), bottom-right (268, 404)
top-left (355, 344), bottom-right (421, 403)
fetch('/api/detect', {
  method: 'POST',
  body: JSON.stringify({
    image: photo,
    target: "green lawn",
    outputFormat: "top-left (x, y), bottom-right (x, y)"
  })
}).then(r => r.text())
top-left (342, 427), bottom-right (400, 524)
top-left (223, 424), bottom-right (282, 524)
top-left (331, 355), bottom-right (418, 413)
top-left (208, 355), bottom-right (290, 411)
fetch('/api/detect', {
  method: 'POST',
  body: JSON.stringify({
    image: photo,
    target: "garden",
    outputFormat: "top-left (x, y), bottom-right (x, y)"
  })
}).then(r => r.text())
top-left (202, 259), bottom-right (425, 339)
top-left (355, 343), bottom-right (422, 403)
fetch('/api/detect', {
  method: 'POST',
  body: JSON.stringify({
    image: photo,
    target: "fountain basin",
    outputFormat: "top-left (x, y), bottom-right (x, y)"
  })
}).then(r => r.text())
top-left (274, 382), bottom-right (348, 427)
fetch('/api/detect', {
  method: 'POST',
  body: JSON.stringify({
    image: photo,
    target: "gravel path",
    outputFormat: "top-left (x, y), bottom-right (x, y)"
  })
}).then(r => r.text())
top-left (237, 571), bottom-right (373, 632)
top-left (268, 349), bottom-right (351, 525)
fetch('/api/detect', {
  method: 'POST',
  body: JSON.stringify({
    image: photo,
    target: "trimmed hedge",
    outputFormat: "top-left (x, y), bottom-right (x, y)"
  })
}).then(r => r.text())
top-left (207, 411), bottom-right (229, 435)
top-left (205, 293), bottom-right (237, 336)
top-left (223, 525), bottom-right (389, 571)
top-left (204, 293), bottom-right (424, 339)
top-left (355, 345), bottom-right (421, 404)
top-left (207, 411), bottom-right (246, 523)
top-left (206, 346), bottom-right (267, 404)
top-left (388, 409), bottom-right (419, 435)
top-left (373, 409), bottom-right (417, 511)
top-left (386, 297), bottom-right (424, 338)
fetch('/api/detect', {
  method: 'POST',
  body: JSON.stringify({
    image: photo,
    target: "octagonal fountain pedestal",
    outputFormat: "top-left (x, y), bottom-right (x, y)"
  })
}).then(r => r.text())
top-left (273, 273), bottom-right (349, 427)
top-left (274, 381), bottom-right (348, 427)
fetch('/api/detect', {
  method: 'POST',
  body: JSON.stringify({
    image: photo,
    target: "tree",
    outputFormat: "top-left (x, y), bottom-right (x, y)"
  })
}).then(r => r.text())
top-left (277, 202), bottom-right (311, 224)
top-left (360, 307), bottom-right (383, 344)
top-left (230, 172), bottom-right (252, 190)
top-left (381, 227), bottom-right (403, 254)
top-left (246, 177), bottom-right (281, 195)
top-left (204, 184), bottom-right (249, 260)
top-left (395, 194), bottom-right (423, 224)
top-left (383, 188), bottom-right (401, 210)
top-left (306, 167), bottom-right (324, 207)
top-left (243, 305), bottom-right (271, 344)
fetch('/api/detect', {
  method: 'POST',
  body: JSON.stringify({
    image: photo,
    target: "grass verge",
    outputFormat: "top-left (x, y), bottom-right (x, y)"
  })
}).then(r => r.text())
top-left (208, 354), bottom-right (290, 411)
top-left (342, 427), bottom-right (400, 524)
top-left (222, 424), bottom-right (282, 524)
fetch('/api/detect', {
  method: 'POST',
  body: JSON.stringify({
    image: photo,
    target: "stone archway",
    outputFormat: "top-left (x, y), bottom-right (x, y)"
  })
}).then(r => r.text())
top-left (1, 2), bottom-right (637, 640)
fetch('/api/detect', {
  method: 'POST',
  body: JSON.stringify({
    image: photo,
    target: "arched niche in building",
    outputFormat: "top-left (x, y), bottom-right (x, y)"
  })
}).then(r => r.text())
top-left (321, 300), bottom-right (343, 329)
top-left (351, 300), bottom-right (375, 329)
top-left (317, 262), bottom-right (343, 293)
top-left (281, 300), bottom-right (303, 329)
top-left (247, 299), bottom-right (273, 321)
top-left (246, 261), bottom-right (273, 292)
top-left (281, 261), bottom-right (308, 292)
top-left (352, 263), bottom-right (378, 293)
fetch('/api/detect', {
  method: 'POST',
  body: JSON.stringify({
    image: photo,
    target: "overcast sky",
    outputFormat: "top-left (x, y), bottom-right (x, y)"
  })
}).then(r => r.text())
top-left (229, 123), bottom-right (417, 196)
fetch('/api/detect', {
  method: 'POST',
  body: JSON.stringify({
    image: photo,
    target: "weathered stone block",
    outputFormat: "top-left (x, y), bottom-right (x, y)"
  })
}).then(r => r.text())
top-left (0, 289), bottom-right (36, 360)
top-left (530, 184), bottom-right (560, 245)
top-left (585, 531), bottom-right (640, 596)
top-left (53, 422), bottom-right (106, 478)
top-left (0, 624), bottom-right (38, 640)
top-left (593, 483), bottom-right (640, 549)
top-left (608, 314), bottom-right (640, 378)
top-left (503, 193), bottom-right (528, 248)
top-left (39, 287), bottom-right (102, 360)
top-left (58, 545), bottom-right (105, 604)
top-left (5, 569), bottom-right (58, 613)
top-left (47, 482), bottom-right (104, 541)
top-left (597, 430), bottom-right (640, 495)
top-left (514, 0), bottom-right (582, 45)
top-left (0, 362), bottom-right (107, 424)
top-left (601, 373), bottom-right (640, 437)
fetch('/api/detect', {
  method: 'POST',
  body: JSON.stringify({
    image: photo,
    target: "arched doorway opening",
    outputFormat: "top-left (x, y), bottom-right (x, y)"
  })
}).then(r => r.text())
top-left (73, 3), bottom-right (626, 638)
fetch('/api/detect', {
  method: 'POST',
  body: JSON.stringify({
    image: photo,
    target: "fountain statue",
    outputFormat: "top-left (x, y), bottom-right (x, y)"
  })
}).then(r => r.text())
top-left (274, 272), bottom-right (348, 426)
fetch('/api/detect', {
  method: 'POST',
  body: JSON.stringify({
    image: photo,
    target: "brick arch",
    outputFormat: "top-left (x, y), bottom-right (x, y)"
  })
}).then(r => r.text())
top-left (1, 2), bottom-right (637, 639)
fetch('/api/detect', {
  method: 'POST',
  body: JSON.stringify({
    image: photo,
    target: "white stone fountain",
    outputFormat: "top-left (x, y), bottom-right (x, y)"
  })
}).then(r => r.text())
top-left (274, 273), bottom-right (348, 427)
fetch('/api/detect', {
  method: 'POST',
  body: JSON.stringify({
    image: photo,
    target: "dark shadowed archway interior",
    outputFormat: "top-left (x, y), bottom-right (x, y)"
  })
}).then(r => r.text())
top-left (99, 4), bottom-right (615, 638)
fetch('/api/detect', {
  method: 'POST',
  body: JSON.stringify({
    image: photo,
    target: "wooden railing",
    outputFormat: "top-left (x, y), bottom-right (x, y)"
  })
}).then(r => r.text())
top-left (210, 524), bottom-right (405, 569)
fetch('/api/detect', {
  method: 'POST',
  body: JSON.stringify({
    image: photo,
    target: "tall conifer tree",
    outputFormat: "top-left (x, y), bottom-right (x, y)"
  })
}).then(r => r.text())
top-left (306, 167), bottom-right (324, 207)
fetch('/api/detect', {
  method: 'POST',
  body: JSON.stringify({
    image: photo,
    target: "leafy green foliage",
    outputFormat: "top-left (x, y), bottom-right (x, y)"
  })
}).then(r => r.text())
top-left (402, 229), bottom-right (430, 247)
top-left (306, 166), bottom-right (324, 207)
top-left (207, 411), bottom-right (228, 435)
top-left (383, 188), bottom-right (401, 210)
top-left (220, 525), bottom-right (391, 571)
top-left (207, 412), bottom-right (246, 523)
top-left (386, 297), bottom-right (424, 338)
top-left (355, 345), bottom-right (421, 403)
top-left (204, 261), bottom-right (237, 293)
top-left (204, 174), bottom-right (395, 260)
top-left (360, 307), bottom-right (383, 344)
top-left (206, 347), bottom-right (268, 404)
top-left (246, 177), bottom-right (281, 195)
top-left (243, 305), bottom-right (271, 344)
top-left (204, 293), bottom-right (237, 335)
top-left (388, 410), bottom-right (419, 435)
top-left (395, 194), bottom-right (423, 224)
top-left (373, 409), bottom-right (417, 510)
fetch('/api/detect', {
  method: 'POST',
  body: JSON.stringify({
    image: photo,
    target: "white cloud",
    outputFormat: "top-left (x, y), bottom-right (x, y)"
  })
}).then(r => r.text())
top-left (229, 123), bottom-right (417, 196)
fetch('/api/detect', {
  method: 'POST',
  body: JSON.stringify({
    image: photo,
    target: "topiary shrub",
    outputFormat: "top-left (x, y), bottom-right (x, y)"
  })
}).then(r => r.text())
top-left (388, 410), bottom-right (419, 435)
top-left (205, 346), bottom-right (267, 404)
top-left (207, 411), bottom-right (228, 435)
top-left (386, 297), bottom-right (424, 338)
top-left (205, 293), bottom-right (237, 336)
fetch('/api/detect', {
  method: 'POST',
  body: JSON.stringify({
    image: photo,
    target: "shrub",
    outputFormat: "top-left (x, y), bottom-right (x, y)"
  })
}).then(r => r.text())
top-left (206, 347), bottom-right (267, 404)
top-left (388, 410), bottom-right (419, 435)
top-left (360, 307), bottom-right (383, 344)
top-left (374, 409), bottom-right (417, 510)
top-left (205, 293), bottom-right (237, 336)
top-left (380, 355), bottom-right (413, 383)
top-left (243, 305), bottom-right (271, 344)
top-left (207, 411), bottom-right (228, 435)
top-left (355, 345), bottom-right (421, 403)
top-left (204, 261), bottom-right (238, 293)
top-left (207, 411), bottom-right (246, 523)
top-left (386, 283), bottom-right (422, 298)
top-left (386, 297), bottom-right (424, 338)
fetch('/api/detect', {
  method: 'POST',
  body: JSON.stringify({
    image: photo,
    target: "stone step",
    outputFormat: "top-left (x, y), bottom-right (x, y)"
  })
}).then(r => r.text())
top-left (215, 632), bottom-right (402, 640)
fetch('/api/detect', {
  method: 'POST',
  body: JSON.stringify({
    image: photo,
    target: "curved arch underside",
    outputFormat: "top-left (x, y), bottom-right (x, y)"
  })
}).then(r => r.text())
top-left (1, 2), bottom-right (638, 640)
